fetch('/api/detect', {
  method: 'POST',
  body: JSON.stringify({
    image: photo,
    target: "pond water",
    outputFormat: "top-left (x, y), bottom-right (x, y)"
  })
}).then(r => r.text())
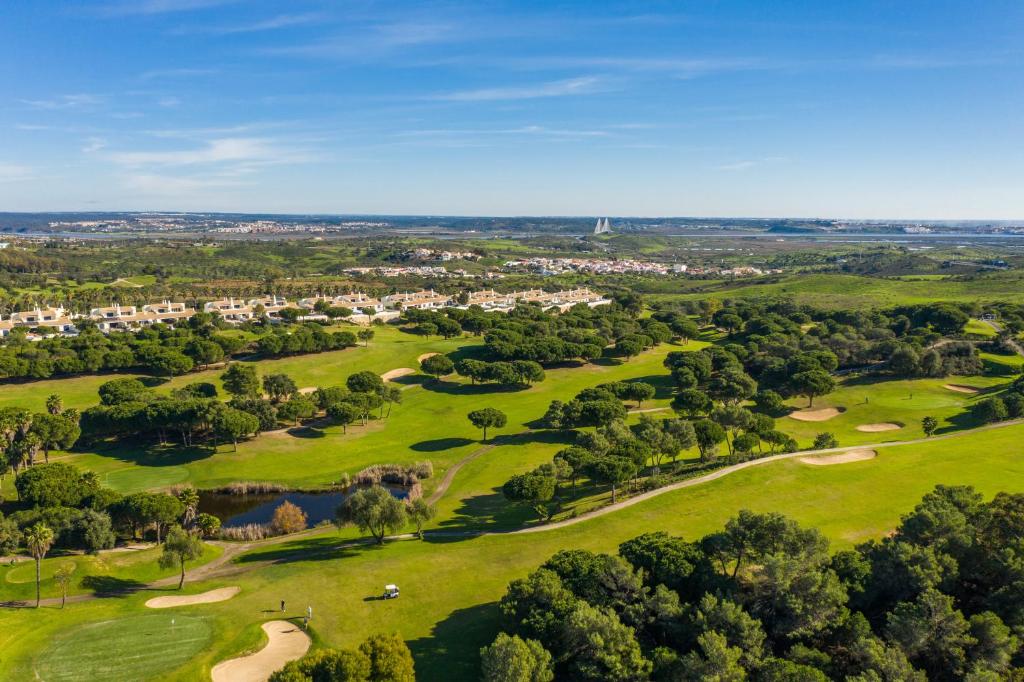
top-left (198, 486), bottom-right (411, 527)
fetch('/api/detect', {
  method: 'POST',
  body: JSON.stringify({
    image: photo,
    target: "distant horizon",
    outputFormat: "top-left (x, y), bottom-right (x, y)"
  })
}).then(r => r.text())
top-left (1, 210), bottom-right (1022, 225)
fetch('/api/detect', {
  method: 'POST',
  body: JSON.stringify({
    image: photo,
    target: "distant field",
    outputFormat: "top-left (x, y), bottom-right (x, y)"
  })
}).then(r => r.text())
top-left (649, 271), bottom-right (1024, 307)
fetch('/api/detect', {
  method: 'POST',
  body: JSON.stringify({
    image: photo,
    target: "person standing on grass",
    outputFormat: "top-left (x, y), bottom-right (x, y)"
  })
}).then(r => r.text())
top-left (281, 600), bottom-right (285, 612)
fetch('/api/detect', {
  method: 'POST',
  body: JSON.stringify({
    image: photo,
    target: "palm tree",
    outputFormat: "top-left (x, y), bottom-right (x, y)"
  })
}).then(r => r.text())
top-left (25, 523), bottom-right (54, 608)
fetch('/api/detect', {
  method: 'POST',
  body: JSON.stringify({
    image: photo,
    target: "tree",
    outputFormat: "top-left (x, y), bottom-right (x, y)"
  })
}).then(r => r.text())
top-left (622, 382), bottom-right (656, 408)
top-left (0, 512), bottom-right (22, 556)
top-left (406, 498), bottom-right (436, 539)
top-left (15, 462), bottom-right (95, 507)
top-left (468, 407), bottom-right (507, 442)
top-left (25, 523), bottom-right (54, 607)
top-left (337, 485), bottom-right (407, 544)
top-left (922, 416), bottom-right (938, 437)
top-left (270, 500), bottom-right (308, 535)
top-left (561, 601), bottom-right (651, 681)
top-left (554, 446), bottom-right (593, 496)
top-left (30, 413), bottom-right (80, 463)
top-left (196, 513), bottom-right (221, 538)
top-left (222, 364), bottom-right (260, 397)
top-left (754, 390), bottom-right (786, 414)
top-left (262, 373), bottom-right (297, 403)
top-left (672, 389), bottom-right (711, 417)
top-left (357, 329), bottom-right (375, 347)
top-left (585, 456), bottom-right (635, 503)
top-left (159, 525), bottom-right (205, 589)
top-left (674, 631), bottom-right (746, 681)
top-left (98, 377), bottom-right (148, 405)
top-left (693, 419), bottom-right (727, 462)
top-left (54, 562), bottom-right (75, 609)
top-left (358, 632), bottom-right (416, 682)
top-left (277, 395), bottom-right (317, 425)
top-left (270, 648), bottom-right (371, 682)
top-left (813, 432), bottom-right (838, 450)
top-left (327, 401), bottom-right (360, 433)
top-left (421, 354), bottom-right (454, 381)
top-left (973, 397), bottom-right (1008, 424)
top-left (708, 368), bottom-right (758, 404)
top-left (45, 394), bottom-right (63, 415)
top-left (211, 406), bottom-right (260, 451)
top-left (480, 633), bottom-right (554, 682)
top-left (347, 370), bottom-right (384, 394)
top-left (503, 471), bottom-right (557, 521)
top-left (790, 370), bottom-right (836, 407)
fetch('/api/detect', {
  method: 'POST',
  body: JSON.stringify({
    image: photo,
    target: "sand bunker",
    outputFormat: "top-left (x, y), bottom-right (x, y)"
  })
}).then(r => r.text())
top-left (855, 423), bottom-right (903, 433)
top-left (800, 449), bottom-right (877, 466)
top-left (145, 586), bottom-right (240, 609)
top-left (381, 367), bottom-right (415, 381)
top-left (944, 384), bottom-right (980, 394)
top-left (297, 387), bottom-right (317, 395)
top-left (417, 352), bottom-right (439, 363)
top-left (788, 407), bottom-right (842, 422)
top-left (211, 620), bottom-right (311, 682)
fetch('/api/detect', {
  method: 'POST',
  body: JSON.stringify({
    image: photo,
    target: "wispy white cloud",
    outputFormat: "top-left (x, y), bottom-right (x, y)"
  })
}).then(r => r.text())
top-left (715, 156), bottom-right (789, 171)
top-left (138, 67), bottom-right (220, 81)
top-left (397, 125), bottom-right (610, 138)
top-left (263, 21), bottom-right (456, 59)
top-left (107, 137), bottom-right (314, 169)
top-left (20, 94), bottom-right (103, 110)
top-left (82, 137), bottom-right (108, 153)
top-left (431, 76), bottom-right (607, 102)
top-left (170, 12), bottom-right (322, 35)
top-left (99, 0), bottom-right (238, 16)
top-left (157, 96), bottom-right (182, 108)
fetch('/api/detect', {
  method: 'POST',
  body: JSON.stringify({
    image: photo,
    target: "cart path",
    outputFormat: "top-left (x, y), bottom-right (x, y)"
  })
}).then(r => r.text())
top-left (983, 319), bottom-right (1024, 357)
top-left (5, 417), bottom-right (1023, 608)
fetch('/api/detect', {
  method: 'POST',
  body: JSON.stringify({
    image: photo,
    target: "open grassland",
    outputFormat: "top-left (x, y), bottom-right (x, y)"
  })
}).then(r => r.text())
top-left (649, 271), bottom-right (1024, 308)
top-left (4, 420), bottom-right (1024, 681)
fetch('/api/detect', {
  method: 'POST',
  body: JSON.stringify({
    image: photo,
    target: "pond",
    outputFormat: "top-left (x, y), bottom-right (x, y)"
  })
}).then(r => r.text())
top-left (198, 486), bottom-right (411, 528)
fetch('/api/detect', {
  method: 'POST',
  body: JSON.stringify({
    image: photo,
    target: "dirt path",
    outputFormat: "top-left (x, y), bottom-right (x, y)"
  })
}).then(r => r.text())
top-left (211, 620), bottom-right (311, 682)
top-left (983, 319), bottom-right (1024, 356)
top-left (426, 442), bottom-right (497, 505)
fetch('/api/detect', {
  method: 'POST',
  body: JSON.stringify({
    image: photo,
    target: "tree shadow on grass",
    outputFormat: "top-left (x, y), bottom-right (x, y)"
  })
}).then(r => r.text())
top-left (80, 575), bottom-right (147, 597)
top-left (935, 410), bottom-right (985, 435)
top-left (411, 437), bottom-right (475, 452)
top-left (234, 534), bottom-right (372, 565)
top-left (419, 381), bottom-right (528, 396)
top-left (624, 374), bottom-right (676, 400)
top-left (407, 602), bottom-right (500, 682)
top-left (88, 440), bottom-right (214, 468)
top-left (284, 426), bottom-right (326, 439)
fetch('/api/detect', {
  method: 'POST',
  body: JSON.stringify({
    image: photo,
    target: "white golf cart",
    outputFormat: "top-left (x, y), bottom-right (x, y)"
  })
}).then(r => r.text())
top-left (383, 584), bottom-right (400, 599)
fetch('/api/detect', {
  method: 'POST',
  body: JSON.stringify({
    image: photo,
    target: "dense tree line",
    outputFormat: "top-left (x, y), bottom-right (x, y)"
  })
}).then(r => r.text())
top-left (484, 485), bottom-right (1024, 681)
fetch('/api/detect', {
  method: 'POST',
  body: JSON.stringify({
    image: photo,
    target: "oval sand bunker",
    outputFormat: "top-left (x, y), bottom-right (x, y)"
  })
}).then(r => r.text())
top-left (855, 423), bottom-right (903, 433)
top-left (380, 367), bottom-right (415, 381)
top-left (800, 449), bottom-right (877, 466)
top-left (788, 407), bottom-right (842, 422)
top-left (145, 586), bottom-right (240, 609)
top-left (944, 384), bottom-right (980, 394)
top-left (212, 620), bottom-right (311, 682)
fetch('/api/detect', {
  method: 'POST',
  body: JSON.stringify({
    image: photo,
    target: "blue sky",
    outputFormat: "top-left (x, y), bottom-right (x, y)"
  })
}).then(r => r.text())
top-left (1, 0), bottom-right (1022, 218)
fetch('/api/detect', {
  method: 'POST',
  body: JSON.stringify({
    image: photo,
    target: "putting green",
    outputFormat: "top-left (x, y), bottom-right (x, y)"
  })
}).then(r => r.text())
top-left (34, 613), bottom-right (213, 682)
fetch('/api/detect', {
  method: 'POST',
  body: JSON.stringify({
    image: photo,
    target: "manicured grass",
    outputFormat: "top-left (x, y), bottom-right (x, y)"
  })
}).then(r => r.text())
top-left (27, 337), bottom-right (702, 498)
top-left (35, 613), bottom-right (214, 682)
top-left (0, 543), bottom-right (222, 602)
top-left (5, 420), bottom-right (1024, 681)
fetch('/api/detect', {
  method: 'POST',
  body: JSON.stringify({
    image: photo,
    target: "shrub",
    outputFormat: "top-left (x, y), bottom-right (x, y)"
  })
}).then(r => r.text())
top-left (269, 501), bottom-right (308, 535)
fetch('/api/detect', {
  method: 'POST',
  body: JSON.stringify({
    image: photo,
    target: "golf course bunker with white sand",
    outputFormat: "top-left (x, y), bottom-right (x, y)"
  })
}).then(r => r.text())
top-left (145, 586), bottom-right (240, 609)
top-left (944, 384), bottom-right (981, 394)
top-left (788, 406), bottom-right (844, 422)
top-left (800, 449), bottom-right (878, 466)
top-left (380, 367), bottom-right (415, 381)
top-left (417, 352), bottom-right (439, 363)
top-left (211, 620), bottom-right (311, 682)
top-left (855, 422), bottom-right (903, 433)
